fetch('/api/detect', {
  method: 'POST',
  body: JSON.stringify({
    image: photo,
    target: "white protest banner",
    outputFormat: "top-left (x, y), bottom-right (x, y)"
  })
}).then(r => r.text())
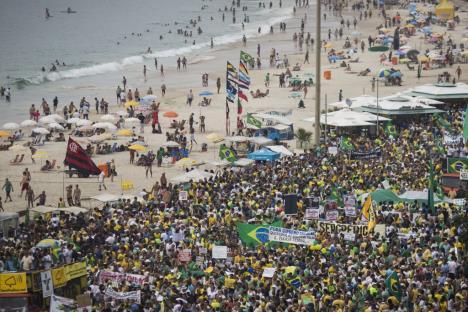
top-left (325, 210), bottom-right (339, 221)
top-left (317, 221), bottom-right (370, 236)
top-left (328, 146), bottom-right (338, 156)
top-left (98, 271), bottom-right (147, 286)
top-left (199, 247), bottom-right (207, 254)
top-left (40, 270), bottom-right (53, 298)
top-left (172, 232), bottom-right (184, 242)
top-left (268, 226), bottom-right (315, 245)
top-left (179, 191), bottom-right (188, 201)
top-left (305, 208), bottom-right (320, 220)
top-left (212, 245), bottom-right (228, 259)
top-left (460, 169), bottom-right (468, 180)
top-left (105, 287), bottom-right (141, 303)
top-left (344, 206), bottom-right (356, 217)
top-left (262, 267), bottom-right (277, 278)
top-left (178, 249), bottom-right (192, 262)
top-left (373, 224), bottom-right (386, 238)
top-left (344, 195), bottom-right (356, 207)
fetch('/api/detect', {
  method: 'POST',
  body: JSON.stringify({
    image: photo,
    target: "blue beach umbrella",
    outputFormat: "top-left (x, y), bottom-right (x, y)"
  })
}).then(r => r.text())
top-left (199, 91), bottom-right (214, 97)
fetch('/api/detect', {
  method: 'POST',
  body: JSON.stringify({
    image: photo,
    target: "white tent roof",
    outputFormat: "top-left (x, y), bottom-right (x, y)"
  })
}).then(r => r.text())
top-left (266, 145), bottom-right (293, 156)
top-left (233, 158), bottom-right (255, 167)
top-left (225, 136), bottom-right (249, 142)
top-left (31, 206), bottom-right (89, 215)
top-left (171, 169), bottom-right (215, 183)
top-left (251, 113), bottom-right (293, 125)
top-left (408, 83), bottom-right (468, 99)
top-left (248, 136), bottom-right (274, 145)
top-left (90, 193), bottom-right (121, 202)
top-left (304, 108), bottom-right (389, 127)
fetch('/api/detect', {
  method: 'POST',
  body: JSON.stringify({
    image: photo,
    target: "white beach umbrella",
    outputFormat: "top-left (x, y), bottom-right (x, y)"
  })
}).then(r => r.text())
top-left (20, 120), bottom-right (37, 127)
top-left (125, 117), bottom-right (140, 124)
top-left (32, 127), bottom-right (50, 135)
top-left (39, 115), bottom-right (57, 124)
top-left (100, 114), bottom-right (116, 121)
top-left (67, 117), bottom-right (81, 124)
top-left (162, 141), bottom-right (180, 147)
top-left (48, 114), bottom-right (65, 123)
top-left (76, 119), bottom-right (92, 127)
top-left (3, 122), bottom-right (20, 130)
top-left (48, 122), bottom-right (65, 131)
top-left (92, 122), bottom-right (117, 131)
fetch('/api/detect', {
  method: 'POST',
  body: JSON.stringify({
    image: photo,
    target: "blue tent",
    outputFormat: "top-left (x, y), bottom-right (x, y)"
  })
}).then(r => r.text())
top-left (248, 148), bottom-right (280, 161)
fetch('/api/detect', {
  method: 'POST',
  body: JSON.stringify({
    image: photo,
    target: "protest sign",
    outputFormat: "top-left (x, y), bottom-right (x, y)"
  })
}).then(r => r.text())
top-left (199, 247), bottom-right (207, 254)
top-left (325, 210), bottom-right (339, 221)
top-left (344, 195), bottom-right (356, 207)
top-left (40, 270), bottom-right (52, 298)
top-left (344, 232), bottom-right (355, 241)
top-left (98, 271), bottom-right (147, 286)
top-left (179, 191), bottom-right (188, 201)
top-left (460, 169), bottom-right (468, 180)
top-left (50, 295), bottom-right (78, 311)
top-left (268, 226), bottom-right (315, 245)
top-left (262, 267), bottom-right (277, 278)
top-left (344, 206), bottom-right (356, 217)
top-left (105, 287), bottom-right (141, 303)
top-left (317, 221), bottom-right (370, 236)
top-left (212, 245), bottom-right (228, 259)
top-left (305, 208), bottom-right (320, 220)
top-left (178, 249), bottom-right (192, 262)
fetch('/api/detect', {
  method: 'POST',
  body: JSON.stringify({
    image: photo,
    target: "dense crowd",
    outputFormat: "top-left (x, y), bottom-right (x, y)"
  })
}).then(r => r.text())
top-left (0, 104), bottom-right (466, 311)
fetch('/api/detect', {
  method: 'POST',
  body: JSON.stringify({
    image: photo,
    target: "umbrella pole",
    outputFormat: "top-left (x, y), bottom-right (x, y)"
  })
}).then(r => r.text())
top-left (314, 0), bottom-right (321, 146)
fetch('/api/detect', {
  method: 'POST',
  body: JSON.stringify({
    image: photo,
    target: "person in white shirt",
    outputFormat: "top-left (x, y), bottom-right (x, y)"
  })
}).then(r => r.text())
top-left (98, 171), bottom-right (106, 191)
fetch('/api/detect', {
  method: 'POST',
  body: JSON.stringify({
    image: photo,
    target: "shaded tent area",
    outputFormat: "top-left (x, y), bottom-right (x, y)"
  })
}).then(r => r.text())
top-left (248, 148), bottom-right (280, 161)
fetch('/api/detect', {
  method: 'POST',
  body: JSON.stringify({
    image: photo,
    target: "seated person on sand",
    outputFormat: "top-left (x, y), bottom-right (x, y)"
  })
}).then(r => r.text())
top-left (55, 133), bottom-right (65, 142)
top-left (340, 60), bottom-right (347, 68)
top-left (298, 99), bottom-right (305, 109)
top-left (250, 89), bottom-right (269, 98)
top-left (41, 160), bottom-right (53, 171)
top-left (345, 64), bottom-right (352, 71)
top-left (358, 68), bottom-right (371, 76)
top-left (292, 63), bottom-right (301, 71)
top-left (200, 97), bottom-right (211, 106)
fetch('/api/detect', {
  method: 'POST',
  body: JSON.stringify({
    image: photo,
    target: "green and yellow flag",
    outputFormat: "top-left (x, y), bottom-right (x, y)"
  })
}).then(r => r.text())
top-left (240, 50), bottom-right (254, 64)
top-left (219, 145), bottom-right (237, 162)
top-left (448, 157), bottom-right (468, 173)
top-left (236, 221), bottom-right (282, 247)
top-left (385, 271), bottom-right (402, 300)
top-left (384, 121), bottom-right (397, 138)
top-left (340, 136), bottom-right (354, 151)
top-left (246, 113), bottom-right (262, 129)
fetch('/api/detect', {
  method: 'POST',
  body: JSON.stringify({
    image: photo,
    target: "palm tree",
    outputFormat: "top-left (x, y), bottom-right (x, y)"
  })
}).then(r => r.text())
top-left (295, 128), bottom-right (313, 148)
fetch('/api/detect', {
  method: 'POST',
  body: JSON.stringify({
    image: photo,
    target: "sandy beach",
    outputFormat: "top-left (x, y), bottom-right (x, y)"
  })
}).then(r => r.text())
top-left (1, 0), bottom-right (467, 213)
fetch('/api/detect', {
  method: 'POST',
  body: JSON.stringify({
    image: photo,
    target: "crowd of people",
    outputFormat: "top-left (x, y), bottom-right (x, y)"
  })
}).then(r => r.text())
top-left (0, 101), bottom-right (466, 311)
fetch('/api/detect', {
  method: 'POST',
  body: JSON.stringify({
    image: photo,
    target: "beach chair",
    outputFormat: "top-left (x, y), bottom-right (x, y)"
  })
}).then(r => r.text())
top-left (9, 154), bottom-right (19, 164)
top-left (10, 154), bottom-right (24, 165)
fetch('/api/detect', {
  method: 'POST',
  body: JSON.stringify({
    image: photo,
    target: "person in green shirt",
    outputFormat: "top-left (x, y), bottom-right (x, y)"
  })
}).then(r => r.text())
top-left (2, 178), bottom-right (13, 202)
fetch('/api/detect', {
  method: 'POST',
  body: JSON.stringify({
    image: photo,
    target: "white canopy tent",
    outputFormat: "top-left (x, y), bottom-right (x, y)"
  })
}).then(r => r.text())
top-left (248, 136), bottom-right (274, 146)
top-left (304, 108), bottom-right (389, 127)
top-left (89, 193), bottom-right (121, 203)
top-left (171, 169), bottom-right (215, 183)
top-left (407, 83), bottom-right (468, 100)
top-left (266, 145), bottom-right (293, 156)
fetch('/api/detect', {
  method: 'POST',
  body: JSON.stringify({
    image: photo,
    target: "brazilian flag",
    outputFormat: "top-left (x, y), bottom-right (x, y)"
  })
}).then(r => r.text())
top-left (236, 221), bottom-right (282, 247)
top-left (330, 186), bottom-right (344, 206)
top-left (385, 271), bottom-right (401, 300)
top-left (240, 50), bottom-right (254, 64)
top-left (246, 113), bottom-right (262, 129)
top-left (384, 121), bottom-right (397, 138)
top-left (283, 266), bottom-right (301, 288)
top-left (340, 136), bottom-right (354, 151)
top-left (219, 145), bottom-right (237, 163)
top-left (448, 157), bottom-right (468, 173)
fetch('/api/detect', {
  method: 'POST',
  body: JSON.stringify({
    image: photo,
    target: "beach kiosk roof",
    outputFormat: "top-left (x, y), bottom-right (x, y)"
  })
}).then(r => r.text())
top-left (407, 83), bottom-right (468, 100)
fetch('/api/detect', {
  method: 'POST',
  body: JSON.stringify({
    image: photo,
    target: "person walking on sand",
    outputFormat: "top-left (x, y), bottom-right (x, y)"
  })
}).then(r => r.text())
top-left (189, 127), bottom-right (197, 151)
top-left (182, 57), bottom-right (187, 70)
top-left (109, 159), bottom-right (116, 182)
top-left (200, 115), bottom-right (205, 133)
top-left (187, 89), bottom-right (194, 106)
top-left (338, 89), bottom-right (343, 101)
top-left (161, 84), bottom-right (166, 96)
top-left (26, 186), bottom-right (35, 208)
top-left (143, 65), bottom-right (147, 82)
top-left (216, 78), bottom-right (221, 94)
top-left (122, 76), bottom-right (127, 91)
top-left (129, 149), bottom-right (135, 164)
top-left (160, 64), bottom-right (164, 76)
top-left (98, 171), bottom-right (107, 191)
top-left (73, 185), bottom-right (81, 206)
top-left (66, 184), bottom-right (74, 206)
top-left (116, 85), bottom-right (121, 104)
top-left (2, 178), bottom-right (13, 202)
top-left (19, 172), bottom-right (29, 198)
top-left (303, 85), bottom-right (308, 98)
top-left (456, 66), bottom-right (461, 81)
top-left (154, 58), bottom-right (158, 70)
top-left (304, 50), bottom-right (309, 64)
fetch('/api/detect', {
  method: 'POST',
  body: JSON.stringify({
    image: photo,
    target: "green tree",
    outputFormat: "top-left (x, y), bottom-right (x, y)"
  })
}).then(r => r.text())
top-left (295, 128), bottom-right (313, 148)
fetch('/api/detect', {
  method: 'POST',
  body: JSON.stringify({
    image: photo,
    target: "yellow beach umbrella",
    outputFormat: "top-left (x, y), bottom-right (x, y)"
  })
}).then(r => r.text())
top-left (0, 130), bottom-right (11, 137)
top-left (124, 100), bottom-right (139, 108)
top-left (324, 42), bottom-right (333, 49)
top-left (32, 150), bottom-right (48, 159)
top-left (176, 157), bottom-right (198, 167)
top-left (117, 129), bottom-right (133, 136)
top-left (206, 133), bottom-right (224, 143)
top-left (128, 144), bottom-right (147, 152)
top-left (418, 55), bottom-right (429, 62)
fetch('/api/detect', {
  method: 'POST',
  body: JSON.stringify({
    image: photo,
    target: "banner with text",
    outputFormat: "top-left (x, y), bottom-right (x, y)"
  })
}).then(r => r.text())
top-left (268, 226), bottom-right (315, 245)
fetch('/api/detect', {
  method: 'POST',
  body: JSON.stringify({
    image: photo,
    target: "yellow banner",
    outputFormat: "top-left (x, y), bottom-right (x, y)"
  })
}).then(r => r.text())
top-left (52, 267), bottom-right (66, 288)
top-left (0, 273), bottom-right (27, 293)
top-left (64, 262), bottom-right (87, 281)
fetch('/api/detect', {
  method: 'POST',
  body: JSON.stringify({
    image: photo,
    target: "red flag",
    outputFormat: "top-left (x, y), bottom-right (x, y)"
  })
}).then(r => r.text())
top-left (64, 137), bottom-right (101, 175)
top-left (238, 90), bottom-right (248, 102)
top-left (237, 98), bottom-right (243, 115)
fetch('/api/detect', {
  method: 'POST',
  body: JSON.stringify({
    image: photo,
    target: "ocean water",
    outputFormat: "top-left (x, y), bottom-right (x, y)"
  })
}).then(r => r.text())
top-left (0, 0), bottom-right (297, 123)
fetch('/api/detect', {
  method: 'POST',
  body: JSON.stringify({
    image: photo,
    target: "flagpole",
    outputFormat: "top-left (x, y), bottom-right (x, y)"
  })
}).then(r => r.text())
top-left (314, 0), bottom-right (321, 146)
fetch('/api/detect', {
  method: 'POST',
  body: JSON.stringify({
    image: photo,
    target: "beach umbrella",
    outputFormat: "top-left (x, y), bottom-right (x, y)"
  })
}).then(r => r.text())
top-left (140, 95), bottom-right (157, 106)
top-left (66, 117), bottom-right (81, 124)
top-left (198, 91), bottom-right (214, 97)
top-left (206, 133), bottom-right (224, 143)
top-left (20, 120), bottom-right (37, 127)
top-left (48, 114), bottom-right (65, 123)
top-left (125, 117), bottom-right (140, 124)
top-left (39, 116), bottom-right (57, 124)
top-left (162, 141), bottom-right (180, 147)
top-left (163, 111), bottom-right (178, 118)
top-left (92, 122), bottom-right (117, 131)
top-left (78, 125), bottom-right (94, 132)
top-left (32, 150), bottom-right (48, 159)
top-left (48, 122), bottom-right (65, 131)
top-left (100, 114), bottom-right (116, 121)
top-left (76, 119), bottom-right (92, 127)
top-left (36, 239), bottom-right (60, 248)
top-left (404, 24), bottom-right (415, 28)
top-left (128, 144), bottom-right (147, 152)
top-left (116, 129), bottom-right (133, 136)
top-left (3, 122), bottom-right (20, 130)
top-left (289, 92), bottom-right (302, 99)
top-left (0, 130), bottom-right (10, 137)
top-left (176, 157), bottom-right (198, 167)
top-left (9, 144), bottom-right (27, 152)
top-left (324, 42), bottom-right (333, 49)
top-left (422, 26), bottom-right (432, 34)
top-left (32, 127), bottom-right (50, 135)
top-left (124, 100), bottom-right (139, 108)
